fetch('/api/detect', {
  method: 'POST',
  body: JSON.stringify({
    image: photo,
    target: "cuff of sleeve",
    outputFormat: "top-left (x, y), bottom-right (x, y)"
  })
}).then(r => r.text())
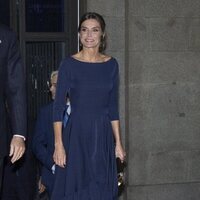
top-left (53, 105), bottom-right (65, 122)
top-left (51, 164), bottom-right (56, 174)
top-left (13, 134), bottom-right (26, 141)
top-left (109, 114), bottom-right (119, 121)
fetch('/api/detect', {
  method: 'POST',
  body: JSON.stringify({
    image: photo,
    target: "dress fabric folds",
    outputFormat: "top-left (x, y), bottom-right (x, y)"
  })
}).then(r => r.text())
top-left (51, 57), bottom-right (119, 200)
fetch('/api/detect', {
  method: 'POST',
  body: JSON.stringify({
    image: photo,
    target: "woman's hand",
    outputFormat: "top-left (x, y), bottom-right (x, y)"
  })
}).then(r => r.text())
top-left (115, 142), bottom-right (126, 162)
top-left (53, 144), bottom-right (66, 168)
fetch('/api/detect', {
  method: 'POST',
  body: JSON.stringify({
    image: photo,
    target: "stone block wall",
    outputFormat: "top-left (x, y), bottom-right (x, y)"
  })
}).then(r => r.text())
top-left (85, 0), bottom-right (200, 199)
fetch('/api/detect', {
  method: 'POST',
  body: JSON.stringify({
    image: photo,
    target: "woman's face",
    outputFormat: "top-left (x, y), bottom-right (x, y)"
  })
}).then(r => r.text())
top-left (79, 19), bottom-right (103, 50)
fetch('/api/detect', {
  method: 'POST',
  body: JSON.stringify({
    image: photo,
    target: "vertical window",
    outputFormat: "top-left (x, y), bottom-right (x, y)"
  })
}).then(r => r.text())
top-left (25, 0), bottom-right (65, 32)
top-left (0, 0), bottom-right (10, 26)
top-left (18, 0), bottom-right (79, 129)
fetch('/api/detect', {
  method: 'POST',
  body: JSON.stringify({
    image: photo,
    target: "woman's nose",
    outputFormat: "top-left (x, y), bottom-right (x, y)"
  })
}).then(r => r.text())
top-left (87, 30), bottom-right (92, 37)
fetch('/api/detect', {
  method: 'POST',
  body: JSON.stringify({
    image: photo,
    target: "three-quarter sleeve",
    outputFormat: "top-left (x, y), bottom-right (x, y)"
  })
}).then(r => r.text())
top-left (53, 59), bottom-right (71, 122)
top-left (108, 60), bottom-right (119, 121)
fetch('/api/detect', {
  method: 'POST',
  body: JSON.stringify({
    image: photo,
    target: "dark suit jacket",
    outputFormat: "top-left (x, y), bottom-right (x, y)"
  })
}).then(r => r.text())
top-left (32, 102), bottom-right (55, 195)
top-left (0, 24), bottom-right (26, 157)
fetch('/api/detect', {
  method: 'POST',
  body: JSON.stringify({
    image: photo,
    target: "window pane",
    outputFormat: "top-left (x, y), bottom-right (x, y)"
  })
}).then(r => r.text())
top-left (25, 0), bottom-right (65, 32)
top-left (26, 41), bottom-right (67, 121)
top-left (0, 0), bottom-right (10, 26)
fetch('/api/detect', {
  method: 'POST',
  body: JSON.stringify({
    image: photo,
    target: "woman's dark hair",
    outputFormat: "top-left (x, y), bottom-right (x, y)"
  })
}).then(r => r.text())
top-left (78, 12), bottom-right (106, 52)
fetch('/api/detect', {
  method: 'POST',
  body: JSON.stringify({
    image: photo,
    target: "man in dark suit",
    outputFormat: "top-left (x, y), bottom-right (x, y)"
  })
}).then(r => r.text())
top-left (32, 71), bottom-right (70, 198)
top-left (0, 23), bottom-right (26, 195)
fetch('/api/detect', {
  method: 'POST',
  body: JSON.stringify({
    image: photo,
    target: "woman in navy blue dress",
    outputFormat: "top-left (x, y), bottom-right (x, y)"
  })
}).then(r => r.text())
top-left (51, 12), bottom-right (126, 200)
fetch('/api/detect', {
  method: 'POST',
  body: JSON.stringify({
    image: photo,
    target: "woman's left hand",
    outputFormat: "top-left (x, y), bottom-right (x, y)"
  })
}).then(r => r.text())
top-left (115, 142), bottom-right (126, 162)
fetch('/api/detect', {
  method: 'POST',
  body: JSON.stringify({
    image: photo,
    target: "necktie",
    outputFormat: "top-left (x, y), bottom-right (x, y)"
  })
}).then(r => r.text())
top-left (63, 105), bottom-right (69, 128)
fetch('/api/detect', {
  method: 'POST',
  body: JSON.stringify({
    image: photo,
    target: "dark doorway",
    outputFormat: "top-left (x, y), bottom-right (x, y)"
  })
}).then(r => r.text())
top-left (0, 1), bottom-right (10, 26)
top-left (0, 1), bottom-right (81, 199)
top-left (21, 0), bottom-right (78, 132)
top-left (1, 0), bottom-right (79, 132)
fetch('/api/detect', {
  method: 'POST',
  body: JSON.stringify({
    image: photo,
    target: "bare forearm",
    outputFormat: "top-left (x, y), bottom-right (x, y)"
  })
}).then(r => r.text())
top-left (54, 122), bottom-right (63, 146)
top-left (111, 120), bottom-right (122, 144)
top-left (53, 121), bottom-right (66, 167)
top-left (111, 120), bottom-right (126, 161)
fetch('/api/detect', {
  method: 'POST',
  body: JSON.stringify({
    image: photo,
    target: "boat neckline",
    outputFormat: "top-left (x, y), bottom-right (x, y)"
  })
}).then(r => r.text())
top-left (70, 56), bottom-right (113, 64)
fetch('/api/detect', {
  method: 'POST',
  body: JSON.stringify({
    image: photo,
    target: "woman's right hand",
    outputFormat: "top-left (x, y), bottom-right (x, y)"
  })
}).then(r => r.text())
top-left (53, 144), bottom-right (66, 168)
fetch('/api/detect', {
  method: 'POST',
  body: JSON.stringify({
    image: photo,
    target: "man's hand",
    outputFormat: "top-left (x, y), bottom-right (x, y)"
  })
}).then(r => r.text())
top-left (38, 177), bottom-right (46, 194)
top-left (9, 136), bottom-right (25, 163)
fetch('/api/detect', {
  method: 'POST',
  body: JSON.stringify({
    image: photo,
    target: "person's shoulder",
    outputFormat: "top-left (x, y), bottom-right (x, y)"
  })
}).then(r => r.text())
top-left (61, 56), bottom-right (73, 63)
top-left (105, 56), bottom-right (119, 76)
top-left (43, 102), bottom-right (53, 110)
top-left (101, 54), bottom-right (110, 60)
top-left (38, 102), bottom-right (53, 115)
top-left (0, 23), bottom-right (16, 38)
top-left (0, 23), bottom-right (11, 33)
top-left (101, 54), bottom-right (118, 64)
top-left (102, 55), bottom-right (118, 70)
top-left (109, 56), bottom-right (118, 64)
top-left (59, 56), bottom-right (74, 69)
top-left (110, 56), bottom-right (119, 68)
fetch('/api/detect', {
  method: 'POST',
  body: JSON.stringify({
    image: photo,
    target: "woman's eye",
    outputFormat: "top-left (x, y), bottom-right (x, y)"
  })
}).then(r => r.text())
top-left (93, 29), bottom-right (99, 32)
top-left (81, 28), bottom-right (87, 32)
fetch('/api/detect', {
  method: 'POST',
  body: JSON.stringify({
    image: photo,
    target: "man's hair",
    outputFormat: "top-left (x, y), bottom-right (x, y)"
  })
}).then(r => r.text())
top-left (50, 70), bottom-right (58, 80)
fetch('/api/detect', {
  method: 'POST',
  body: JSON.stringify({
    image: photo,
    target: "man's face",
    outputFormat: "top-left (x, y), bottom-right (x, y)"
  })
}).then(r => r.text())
top-left (50, 74), bottom-right (58, 100)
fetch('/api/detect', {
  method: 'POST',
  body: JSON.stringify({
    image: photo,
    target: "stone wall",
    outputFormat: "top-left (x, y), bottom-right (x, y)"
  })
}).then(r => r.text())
top-left (86, 0), bottom-right (200, 199)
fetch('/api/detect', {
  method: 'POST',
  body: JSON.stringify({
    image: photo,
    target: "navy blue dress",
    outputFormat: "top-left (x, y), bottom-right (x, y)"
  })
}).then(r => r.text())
top-left (51, 57), bottom-right (119, 200)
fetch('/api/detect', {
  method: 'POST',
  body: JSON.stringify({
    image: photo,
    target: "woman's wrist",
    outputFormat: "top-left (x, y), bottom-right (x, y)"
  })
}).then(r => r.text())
top-left (55, 141), bottom-right (63, 147)
top-left (115, 140), bottom-right (122, 146)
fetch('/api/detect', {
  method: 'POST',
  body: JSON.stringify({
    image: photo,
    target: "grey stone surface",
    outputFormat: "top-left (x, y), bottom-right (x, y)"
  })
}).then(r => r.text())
top-left (129, 0), bottom-right (146, 16)
top-left (129, 83), bottom-right (200, 150)
top-left (129, 52), bottom-right (200, 84)
top-left (179, 0), bottom-right (200, 17)
top-left (127, 183), bottom-right (200, 200)
top-left (129, 0), bottom-right (200, 17)
top-left (86, 0), bottom-right (200, 199)
top-left (145, 0), bottom-right (200, 17)
top-left (105, 16), bottom-right (125, 51)
top-left (86, 0), bottom-right (124, 17)
top-left (145, 0), bottom-right (180, 17)
top-left (189, 18), bottom-right (200, 51)
top-left (129, 17), bottom-right (150, 51)
top-left (150, 18), bottom-right (188, 51)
